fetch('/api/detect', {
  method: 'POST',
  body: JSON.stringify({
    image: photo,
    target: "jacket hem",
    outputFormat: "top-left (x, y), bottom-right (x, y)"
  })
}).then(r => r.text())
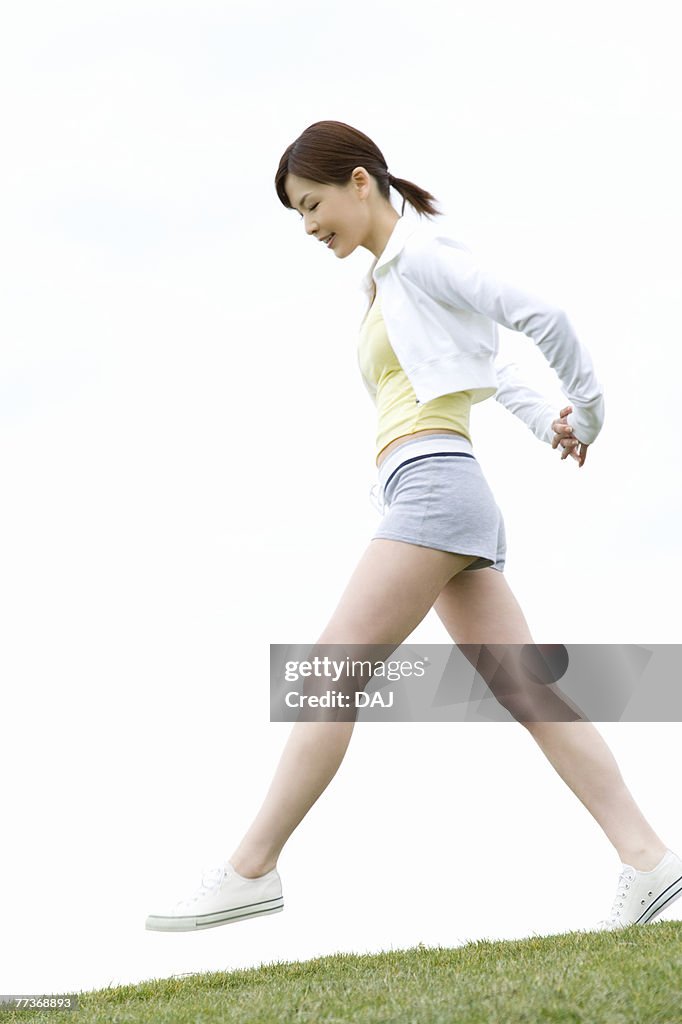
top-left (407, 357), bottom-right (498, 405)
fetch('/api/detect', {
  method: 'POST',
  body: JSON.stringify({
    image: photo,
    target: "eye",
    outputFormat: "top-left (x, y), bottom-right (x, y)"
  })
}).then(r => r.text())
top-left (297, 202), bottom-right (319, 219)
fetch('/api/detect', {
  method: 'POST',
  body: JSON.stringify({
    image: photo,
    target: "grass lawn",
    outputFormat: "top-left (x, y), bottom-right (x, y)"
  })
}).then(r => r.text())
top-left (2, 923), bottom-right (681, 1023)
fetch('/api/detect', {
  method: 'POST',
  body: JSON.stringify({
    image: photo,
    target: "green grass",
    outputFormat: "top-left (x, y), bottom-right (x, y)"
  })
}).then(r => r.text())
top-left (3, 923), bottom-right (682, 1024)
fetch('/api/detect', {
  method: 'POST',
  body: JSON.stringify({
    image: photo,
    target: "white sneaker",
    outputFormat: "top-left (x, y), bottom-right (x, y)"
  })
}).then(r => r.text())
top-left (591, 849), bottom-right (682, 931)
top-left (145, 861), bottom-right (283, 932)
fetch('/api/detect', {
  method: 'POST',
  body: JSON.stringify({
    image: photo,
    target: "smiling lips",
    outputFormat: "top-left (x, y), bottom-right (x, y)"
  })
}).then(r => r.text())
top-left (320, 233), bottom-right (336, 247)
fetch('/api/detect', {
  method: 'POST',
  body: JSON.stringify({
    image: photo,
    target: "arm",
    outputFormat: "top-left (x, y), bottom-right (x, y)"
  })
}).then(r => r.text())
top-left (494, 358), bottom-right (558, 444)
top-left (413, 238), bottom-right (606, 444)
top-left (495, 361), bottom-right (590, 466)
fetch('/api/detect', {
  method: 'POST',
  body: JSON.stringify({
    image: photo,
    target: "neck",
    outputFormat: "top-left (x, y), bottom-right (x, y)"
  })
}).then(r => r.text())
top-left (364, 207), bottom-right (401, 259)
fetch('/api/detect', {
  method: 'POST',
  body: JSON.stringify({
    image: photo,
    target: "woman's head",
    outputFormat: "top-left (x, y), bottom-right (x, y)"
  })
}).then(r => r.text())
top-left (275, 120), bottom-right (441, 258)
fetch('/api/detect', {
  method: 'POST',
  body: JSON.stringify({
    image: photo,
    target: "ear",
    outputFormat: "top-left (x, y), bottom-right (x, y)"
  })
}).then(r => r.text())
top-left (350, 166), bottom-right (372, 199)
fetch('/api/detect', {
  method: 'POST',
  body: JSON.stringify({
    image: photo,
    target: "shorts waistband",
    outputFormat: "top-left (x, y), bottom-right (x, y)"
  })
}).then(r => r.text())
top-left (377, 434), bottom-right (475, 493)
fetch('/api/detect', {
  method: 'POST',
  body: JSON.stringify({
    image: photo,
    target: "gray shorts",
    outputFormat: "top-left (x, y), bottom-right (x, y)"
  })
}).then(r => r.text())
top-left (370, 434), bottom-right (507, 572)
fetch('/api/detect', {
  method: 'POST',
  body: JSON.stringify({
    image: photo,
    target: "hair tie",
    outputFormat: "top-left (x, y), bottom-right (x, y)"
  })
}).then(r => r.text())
top-left (387, 170), bottom-right (394, 182)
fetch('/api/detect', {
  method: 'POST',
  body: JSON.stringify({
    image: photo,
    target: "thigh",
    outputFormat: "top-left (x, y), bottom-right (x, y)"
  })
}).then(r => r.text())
top-left (317, 539), bottom-right (477, 646)
top-left (433, 565), bottom-right (535, 644)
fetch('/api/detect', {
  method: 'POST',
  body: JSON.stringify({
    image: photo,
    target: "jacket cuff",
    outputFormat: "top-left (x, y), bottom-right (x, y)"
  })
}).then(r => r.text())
top-left (566, 394), bottom-right (606, 445)
top-left (534, 408), bottom-right (558, 445)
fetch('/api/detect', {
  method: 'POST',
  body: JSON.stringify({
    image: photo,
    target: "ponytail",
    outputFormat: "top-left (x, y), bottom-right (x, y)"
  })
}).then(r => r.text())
top-left (387, 172), bottom-right (441, 218)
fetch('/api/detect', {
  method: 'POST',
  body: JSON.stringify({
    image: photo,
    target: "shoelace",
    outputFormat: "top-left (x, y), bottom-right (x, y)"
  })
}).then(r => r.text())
top-left (596, 866), bottom-right (635, 928)
top-left (176, 864), bottom-right (227, 908)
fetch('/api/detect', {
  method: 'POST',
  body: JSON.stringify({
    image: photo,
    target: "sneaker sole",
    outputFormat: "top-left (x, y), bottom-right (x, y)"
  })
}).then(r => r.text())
top-left (145, 897), bottom-right (284, 932)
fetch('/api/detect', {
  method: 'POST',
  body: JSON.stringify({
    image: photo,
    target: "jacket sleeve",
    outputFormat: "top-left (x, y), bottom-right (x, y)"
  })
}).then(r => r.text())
top-left (494, 359), bottom-right (558, 444)
top-left (413, 238), bottom-right (606, 445)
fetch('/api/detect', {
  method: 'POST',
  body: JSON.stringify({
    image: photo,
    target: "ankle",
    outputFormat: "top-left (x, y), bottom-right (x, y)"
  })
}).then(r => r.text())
top-left (619, 842), bottom-right (668, 872)
top-left (229, 853), bottom-right (278, 879)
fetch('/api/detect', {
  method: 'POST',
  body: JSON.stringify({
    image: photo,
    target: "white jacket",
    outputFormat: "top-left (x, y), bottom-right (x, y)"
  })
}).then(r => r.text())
top-left (361, 215), bottom-right (605, 445)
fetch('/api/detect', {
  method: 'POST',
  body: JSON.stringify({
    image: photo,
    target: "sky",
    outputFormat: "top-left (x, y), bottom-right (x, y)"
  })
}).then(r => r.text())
top-left (1, 0), bottom-right (681, 1001)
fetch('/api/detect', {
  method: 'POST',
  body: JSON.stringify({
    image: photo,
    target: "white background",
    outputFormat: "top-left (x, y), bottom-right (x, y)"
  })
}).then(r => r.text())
top-left (1, 0), bottom-right (681, 999)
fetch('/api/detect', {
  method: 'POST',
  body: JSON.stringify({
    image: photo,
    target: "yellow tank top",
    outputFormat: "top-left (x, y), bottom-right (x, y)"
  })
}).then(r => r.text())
top-left (358, 292), bottom-right (474, 462)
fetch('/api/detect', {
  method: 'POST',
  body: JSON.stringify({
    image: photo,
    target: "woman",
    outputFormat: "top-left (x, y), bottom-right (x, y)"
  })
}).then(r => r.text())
top-left (146, 121), bottom-right (681, 935)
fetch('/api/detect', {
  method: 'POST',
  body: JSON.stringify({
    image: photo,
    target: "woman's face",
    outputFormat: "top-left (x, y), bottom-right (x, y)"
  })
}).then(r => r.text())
top-left (284, 171), bottom-right (371, 259)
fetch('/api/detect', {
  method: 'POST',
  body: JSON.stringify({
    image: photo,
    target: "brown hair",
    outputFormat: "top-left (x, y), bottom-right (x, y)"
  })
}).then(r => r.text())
top-left (275, 120), bottom-right (442, 308)
top-left (275, 120), bottom-right (442, 219)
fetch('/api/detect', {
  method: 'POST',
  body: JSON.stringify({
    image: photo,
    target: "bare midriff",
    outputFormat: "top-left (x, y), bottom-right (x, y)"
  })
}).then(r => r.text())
top-left (376, 427), bottom-right (470, 469)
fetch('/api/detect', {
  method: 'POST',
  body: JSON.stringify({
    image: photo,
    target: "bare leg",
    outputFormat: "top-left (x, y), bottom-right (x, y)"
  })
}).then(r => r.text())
top-left (433, 567), bottom-right (668, 871)
top-left (229, 540), bottom-right (478, 877)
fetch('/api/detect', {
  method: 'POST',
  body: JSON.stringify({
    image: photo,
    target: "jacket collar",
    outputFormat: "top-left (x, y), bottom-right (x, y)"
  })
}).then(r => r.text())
top-left (373, 215), bottom-right (422, 275)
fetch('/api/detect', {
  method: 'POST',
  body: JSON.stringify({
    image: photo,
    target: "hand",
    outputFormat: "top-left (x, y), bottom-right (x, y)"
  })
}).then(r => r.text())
top-left (551, 405), bottom-right (589, 468)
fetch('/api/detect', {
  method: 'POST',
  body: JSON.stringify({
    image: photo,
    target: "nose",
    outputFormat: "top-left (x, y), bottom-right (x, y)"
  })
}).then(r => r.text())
top-left (304, 216), bottom-right (318, 237)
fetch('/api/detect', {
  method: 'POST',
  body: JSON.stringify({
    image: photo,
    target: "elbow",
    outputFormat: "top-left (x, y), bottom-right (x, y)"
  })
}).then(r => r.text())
top-left (548, 305), bottom-right (571, 334)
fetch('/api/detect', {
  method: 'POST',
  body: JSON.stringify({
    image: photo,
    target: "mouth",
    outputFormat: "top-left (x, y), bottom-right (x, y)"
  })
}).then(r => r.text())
top-left (321, 233), bottom-right (336, 248)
